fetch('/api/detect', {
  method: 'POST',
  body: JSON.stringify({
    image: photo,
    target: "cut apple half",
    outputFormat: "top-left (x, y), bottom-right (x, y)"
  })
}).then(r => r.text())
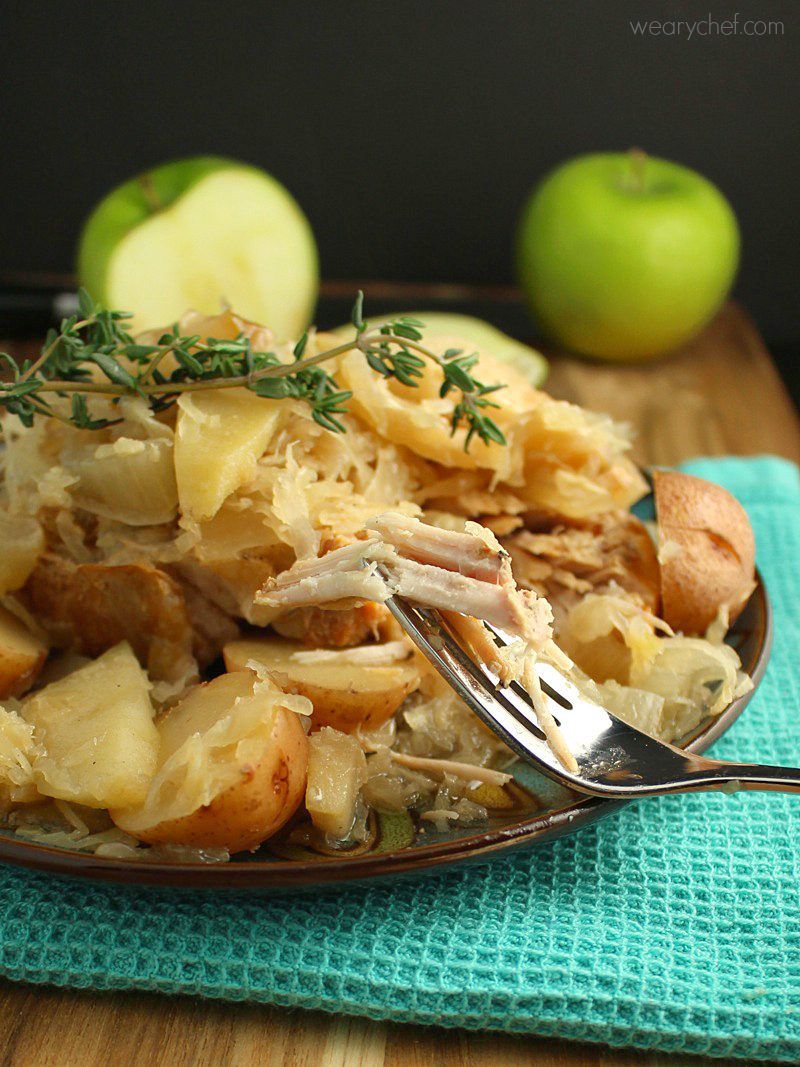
top-left (332, 310), bottom-right (548, 387)
top-left (78, 156), bottom-right (318, 339)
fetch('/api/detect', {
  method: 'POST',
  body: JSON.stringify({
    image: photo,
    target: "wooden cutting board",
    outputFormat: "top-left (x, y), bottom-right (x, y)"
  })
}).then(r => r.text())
top-left (545, 301), bottom-right (800, 466)
top-left (0, 291), bottom-right (797, 1067)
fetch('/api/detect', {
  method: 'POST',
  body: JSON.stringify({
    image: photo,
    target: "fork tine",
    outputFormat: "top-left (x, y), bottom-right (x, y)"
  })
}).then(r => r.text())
top-left (383, 594), bottom-right (577, 777)
top-left (482, 622), bottom-right (583, 717)
top-left (385, 590), bottom-right (800, 802)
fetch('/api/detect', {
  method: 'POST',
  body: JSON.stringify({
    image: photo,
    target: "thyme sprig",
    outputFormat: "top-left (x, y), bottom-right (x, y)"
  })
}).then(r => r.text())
top-left (0, 290), bottom-right (507, 449)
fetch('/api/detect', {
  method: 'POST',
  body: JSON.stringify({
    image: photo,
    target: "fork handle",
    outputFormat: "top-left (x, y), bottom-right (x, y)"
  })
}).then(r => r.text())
top-left (681, 758), bottom-right (800, 795)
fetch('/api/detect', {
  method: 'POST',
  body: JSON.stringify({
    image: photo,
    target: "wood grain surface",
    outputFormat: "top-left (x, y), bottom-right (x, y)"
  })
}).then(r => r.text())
top-left (0, 300), bottom-right (797, 1066)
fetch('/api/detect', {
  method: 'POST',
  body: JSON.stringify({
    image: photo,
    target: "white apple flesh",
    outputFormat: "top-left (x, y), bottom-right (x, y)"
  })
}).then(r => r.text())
top-left (78, 157), bottom-right (318, 339)
top-left (332, 310), bottom-right (548, 386)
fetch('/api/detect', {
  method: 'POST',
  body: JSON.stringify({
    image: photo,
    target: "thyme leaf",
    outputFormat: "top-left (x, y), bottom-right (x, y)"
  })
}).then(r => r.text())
top-left (0, 290), bottom-right (507, 451)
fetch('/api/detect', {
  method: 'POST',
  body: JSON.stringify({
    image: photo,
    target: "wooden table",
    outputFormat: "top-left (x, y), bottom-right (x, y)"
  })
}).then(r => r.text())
top-left (0, 300), bottom-right (798, 1066)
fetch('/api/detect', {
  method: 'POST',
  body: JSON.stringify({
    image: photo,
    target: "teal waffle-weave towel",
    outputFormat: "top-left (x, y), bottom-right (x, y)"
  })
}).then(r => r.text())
top-left (0, 455), bottom-right (798, 1062)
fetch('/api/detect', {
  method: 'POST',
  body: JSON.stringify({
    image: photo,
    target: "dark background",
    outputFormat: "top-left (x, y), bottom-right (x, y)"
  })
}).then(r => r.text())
top-left (0, 1), bottom-right (797, 381)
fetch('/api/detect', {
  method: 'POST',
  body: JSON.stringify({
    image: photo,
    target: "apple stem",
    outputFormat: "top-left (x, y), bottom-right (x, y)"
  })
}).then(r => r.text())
top-left (626, 147), bottom-right (647, 194)
top-left (138, 172), bottom-right (163, 212)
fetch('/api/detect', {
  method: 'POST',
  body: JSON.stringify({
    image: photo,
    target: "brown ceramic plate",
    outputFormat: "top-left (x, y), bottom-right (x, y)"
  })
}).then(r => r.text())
top-left (0, 571), bottom-right (771, 892)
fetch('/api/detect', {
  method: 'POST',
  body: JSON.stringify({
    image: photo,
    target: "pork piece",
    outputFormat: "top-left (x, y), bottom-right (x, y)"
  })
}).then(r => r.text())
top-left (259, 539), bottom-right (394, 609)
top-left (385, 554), bottom-right (551, 643)
top-left (368, 513), bottom-right (506, 582)
top-left (439, 607), bottom-right (577, 773)
top-left (505, 512), bottom-right (660, 622)
top-left (442, 610), bottom-right (518, 683)
top-left (19, 554), bottom-right (197, 684)
top-left (171, 549), bottom-right (289, 628)
top-left (258, 515), bottom-right (553, 648)
top-left (166, 568), bottom-right (241, 667)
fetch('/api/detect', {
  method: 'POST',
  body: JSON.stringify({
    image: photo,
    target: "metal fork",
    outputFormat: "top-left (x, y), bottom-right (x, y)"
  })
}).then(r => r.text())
top-left (384, 594), bottom-right (800, 799)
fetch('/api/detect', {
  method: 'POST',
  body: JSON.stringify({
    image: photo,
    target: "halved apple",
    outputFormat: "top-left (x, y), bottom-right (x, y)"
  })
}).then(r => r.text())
top-left (77, 156), bottom-right (318, 338)
top-left (332, 311), bottom-right (548, 387)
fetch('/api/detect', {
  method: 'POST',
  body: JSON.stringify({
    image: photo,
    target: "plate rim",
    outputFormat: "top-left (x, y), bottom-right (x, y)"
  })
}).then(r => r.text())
top-left (0, 572), bottom-right (772, 892)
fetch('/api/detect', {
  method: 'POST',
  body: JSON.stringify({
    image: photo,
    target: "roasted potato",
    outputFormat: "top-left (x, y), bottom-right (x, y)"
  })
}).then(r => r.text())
top-left (223, 635), bottom-right (421, 733)
top-left (24, 642), bottom-right (159, 808)
top-left (654, 470), bottom-right (756, 634)
top-left (0, 603), bottom-right (48, 699)
top-left (306, 727), bottom-right (367, 839)
top-left (111, 671), bottom-right (309, 853)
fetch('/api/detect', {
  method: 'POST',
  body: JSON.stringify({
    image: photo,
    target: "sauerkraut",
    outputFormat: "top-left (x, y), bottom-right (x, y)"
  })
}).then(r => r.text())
top-left (0, 308), bottom-right (753, 856)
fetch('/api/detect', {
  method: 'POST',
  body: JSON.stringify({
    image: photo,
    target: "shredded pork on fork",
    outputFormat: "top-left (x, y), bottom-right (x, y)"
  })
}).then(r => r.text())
top-left (258, 512), bottom-right (578, 771)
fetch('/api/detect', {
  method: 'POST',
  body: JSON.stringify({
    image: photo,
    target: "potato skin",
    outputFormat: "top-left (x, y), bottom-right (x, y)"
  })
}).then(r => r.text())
top-left (223, 637), bottom-right (420, 735)
top-left (130, 707), bottom-right (308, 853)
top-left (654, 470), bottom-right (756, 635)
top-left (289, 675), bottom-right (417, 734)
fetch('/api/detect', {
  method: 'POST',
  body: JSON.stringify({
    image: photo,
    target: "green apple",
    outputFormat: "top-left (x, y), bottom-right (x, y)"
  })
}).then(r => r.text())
top-left (516, 151), bottom-right (740, 362)
top-left (77, 156), bottom-right (318, 339)
top-left (331, 310), bottom-right (548, 386)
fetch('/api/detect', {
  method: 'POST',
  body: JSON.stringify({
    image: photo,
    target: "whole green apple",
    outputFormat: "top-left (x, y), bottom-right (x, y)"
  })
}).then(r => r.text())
top-left (77, 156), bottom-right (318, 339)
top-left (516, 151), bottom-right (740, 361)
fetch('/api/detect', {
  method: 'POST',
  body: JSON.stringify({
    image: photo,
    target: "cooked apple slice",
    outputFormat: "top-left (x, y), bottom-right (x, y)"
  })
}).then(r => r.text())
top-left (0, 512), bottom-right (44, 595)
top-left (61, 437), bottom-right (178, 526)
top-left (24, 642), bottom-right (159, 809)
top-left (0, 603), bottom-right (48, 700)
top-left (77, 156), bottom-right (318, 338)
top-left (175, 389), bottom-right (283, 522)
top-left (223, 635), bottom-right (421, 733)
top-left (111, 671), bottom-right (309, 852)
top-left (333, 311), bottom-right (548, 387)
top-left (306, 727), bottom-right (367, 839)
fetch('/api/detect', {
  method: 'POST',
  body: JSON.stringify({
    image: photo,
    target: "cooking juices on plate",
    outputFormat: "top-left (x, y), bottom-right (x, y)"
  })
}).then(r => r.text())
top-left (0, 303), bottom-right (755, 859)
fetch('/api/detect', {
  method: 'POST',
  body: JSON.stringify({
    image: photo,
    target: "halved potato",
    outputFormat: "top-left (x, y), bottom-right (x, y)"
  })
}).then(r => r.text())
top-left (24, 642), bottom-right (159, 808)
top-left (111, 671), bottom-right (309, 853)
top-left (654, 470), bottom-right (756, 634)
top-left (223, 635), bottom-right (421, 733)
top-left (0, 603), bottom-right (48, 699)
top-left (306, 727), bottom-right (367, 839)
